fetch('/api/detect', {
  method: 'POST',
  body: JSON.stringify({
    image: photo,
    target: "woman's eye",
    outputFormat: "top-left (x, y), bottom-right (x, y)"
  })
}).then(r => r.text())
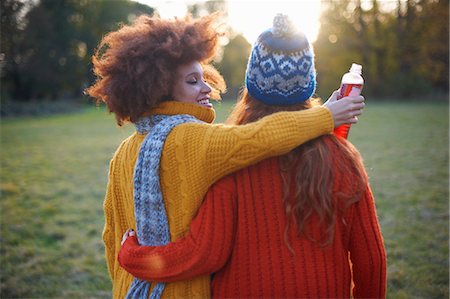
top-left (187, 78), bottom-right (198, 84)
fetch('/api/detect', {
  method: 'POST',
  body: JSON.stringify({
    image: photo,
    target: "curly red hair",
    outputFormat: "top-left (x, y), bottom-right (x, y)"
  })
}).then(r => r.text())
top-left (86, 13), bottom-right (225, 126)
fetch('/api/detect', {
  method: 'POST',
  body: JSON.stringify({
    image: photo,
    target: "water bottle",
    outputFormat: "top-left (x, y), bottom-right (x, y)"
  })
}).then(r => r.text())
top-left (333, 63), bottom-right (364, 139)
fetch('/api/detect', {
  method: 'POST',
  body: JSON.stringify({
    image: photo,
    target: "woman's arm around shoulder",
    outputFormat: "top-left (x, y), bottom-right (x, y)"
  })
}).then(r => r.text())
top-left (118, 175), bottom-right (237, 282)
top-left (171, 106), bottom-right (333, 189)
top-left (167, 93), bottom-right (365, 189)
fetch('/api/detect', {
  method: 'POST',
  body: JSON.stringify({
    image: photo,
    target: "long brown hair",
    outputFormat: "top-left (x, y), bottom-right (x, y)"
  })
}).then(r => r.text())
top-left (227, 89), bottom-right (368, 247)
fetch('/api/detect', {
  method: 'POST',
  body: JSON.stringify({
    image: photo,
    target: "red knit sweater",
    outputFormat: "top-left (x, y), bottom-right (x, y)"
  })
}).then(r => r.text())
top-left (119, 144), bottom-right (386, 298)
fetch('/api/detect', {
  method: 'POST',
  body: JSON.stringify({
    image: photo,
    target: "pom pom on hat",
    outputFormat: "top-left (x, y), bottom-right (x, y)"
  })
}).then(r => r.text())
top-left (245, 14), bottom-right (316, 105)
top-left (272, 13), bottom-right (295, 37)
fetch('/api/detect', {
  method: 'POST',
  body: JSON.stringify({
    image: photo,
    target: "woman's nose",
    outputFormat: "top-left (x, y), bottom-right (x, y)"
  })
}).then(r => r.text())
top-left (201, 81), bottom-right (212, 94)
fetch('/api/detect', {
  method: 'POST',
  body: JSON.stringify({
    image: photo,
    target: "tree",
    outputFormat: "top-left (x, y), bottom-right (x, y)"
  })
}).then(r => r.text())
top-left (216, 34), bottom-right (251, 99)
top-left (314, 0), bottom-right (448, 99)
top-left (314, 0), bottom-right (363, 98)
top-left (1, 0), bottom-right (154, 102)
top-left (188, 0), bottom-right (228, 19)
top-left (186, 0), bottom-right (249, 100)
top-left (1, 0), bottom-right (32, 100)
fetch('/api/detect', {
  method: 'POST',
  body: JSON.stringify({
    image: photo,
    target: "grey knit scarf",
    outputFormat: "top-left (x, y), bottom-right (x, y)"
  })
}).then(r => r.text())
top-left (126, 114), bottom-right (201, 299)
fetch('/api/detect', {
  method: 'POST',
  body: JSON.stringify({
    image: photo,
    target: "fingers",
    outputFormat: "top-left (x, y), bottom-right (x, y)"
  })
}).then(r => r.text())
top-left (324, 92), bottom-right (366, 127)
top-left (322, 90), bottom-right (340, 108)
top-left (121, 229), bottom-right (135, 246)
top-left (348, 116), bottom-right (359, 124)
top-left (348, 109), bottom-right (362, 122)
top-left (350, 95), bottom-right (365, 108)
top-left (329, 90), bottom-right (339, 101)
top-left (327, 90), bottom-right (339, 103)
top-left (341, 95), bottom-right (364, 106)
top-left (343, 102), bottom-right (364, 124)
top-left (352, 109), bottom-right (362, 117)
top-left (341, 96), bottom-right (365, 120)
top-left (121, 230), bottom-right (130, 246)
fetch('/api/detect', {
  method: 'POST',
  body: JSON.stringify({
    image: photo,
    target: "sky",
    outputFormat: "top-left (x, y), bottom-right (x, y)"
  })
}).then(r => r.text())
top-left (135, 0), bottom-right (322, 44)
top-left (135, 0), bottom-right (404, 44)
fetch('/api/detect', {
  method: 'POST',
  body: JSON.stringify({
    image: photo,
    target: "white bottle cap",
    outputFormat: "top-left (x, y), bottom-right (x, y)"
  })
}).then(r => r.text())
top-left (350, 63), bottom-right (362, 75)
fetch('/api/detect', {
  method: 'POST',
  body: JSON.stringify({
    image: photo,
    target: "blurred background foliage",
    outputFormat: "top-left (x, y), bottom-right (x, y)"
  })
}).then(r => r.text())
top-left (1, 0), bottom-right (153, 104)
top-left (1, 0), bottom-right (448, 112)
top-left (315, 0), bottom-right (449, 99)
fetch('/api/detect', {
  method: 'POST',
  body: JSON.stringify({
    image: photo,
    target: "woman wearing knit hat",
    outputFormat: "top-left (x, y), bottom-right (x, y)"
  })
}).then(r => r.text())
top-left (118, 14), bottom-right (386, 298)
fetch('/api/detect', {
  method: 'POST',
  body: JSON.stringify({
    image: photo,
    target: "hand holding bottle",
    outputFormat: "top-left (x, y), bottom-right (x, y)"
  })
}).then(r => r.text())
top-left (323, 90), bottom-right (365, 127)
top-left (334, 63), bottom-right (364, 138)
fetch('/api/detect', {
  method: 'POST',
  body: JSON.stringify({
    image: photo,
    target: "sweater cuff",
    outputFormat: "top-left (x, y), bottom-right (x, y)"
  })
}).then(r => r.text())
top-left (312, 106), bottom-right (334, 134)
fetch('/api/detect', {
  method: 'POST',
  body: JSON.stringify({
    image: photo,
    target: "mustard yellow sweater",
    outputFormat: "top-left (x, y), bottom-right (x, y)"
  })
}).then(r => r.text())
top-left (103, 101), bottom-right (333, 298)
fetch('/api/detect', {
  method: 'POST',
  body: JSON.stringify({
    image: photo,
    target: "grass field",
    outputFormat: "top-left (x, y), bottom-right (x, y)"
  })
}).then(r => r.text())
top-left (1, 100), bottom-right (448, 298)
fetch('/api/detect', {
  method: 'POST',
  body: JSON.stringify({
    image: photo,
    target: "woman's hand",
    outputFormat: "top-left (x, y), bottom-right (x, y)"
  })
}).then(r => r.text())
top-left (323, 90), bottom-right (365, 127)
top-left (121, 228), bottom-right (136, 246)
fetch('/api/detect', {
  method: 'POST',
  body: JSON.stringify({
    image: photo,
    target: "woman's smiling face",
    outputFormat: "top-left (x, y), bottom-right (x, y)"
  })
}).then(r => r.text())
top-left (172, 61), bottom-right (213, 108)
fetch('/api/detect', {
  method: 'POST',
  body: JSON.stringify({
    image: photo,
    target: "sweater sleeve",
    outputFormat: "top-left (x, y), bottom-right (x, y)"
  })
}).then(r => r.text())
top-left (349, 185), bottom-right (387, 299)
top-left (168, 106), bottom-right (333, 199)
top-left (118, 177), bottom-right (237, 283)
top-left (102, 158), bottom-right (117, 281)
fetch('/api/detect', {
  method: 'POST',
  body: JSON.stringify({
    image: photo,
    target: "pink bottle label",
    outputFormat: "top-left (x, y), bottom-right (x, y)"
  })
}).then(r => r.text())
top-left (338, 83), bottom-right (363, 99)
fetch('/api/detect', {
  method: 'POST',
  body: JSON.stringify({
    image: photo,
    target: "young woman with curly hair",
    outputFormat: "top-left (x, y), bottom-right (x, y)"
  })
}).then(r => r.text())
top-left (87, 12), bottom-right (365, 298)
top-left (118, 15), bottom-right (385, 298)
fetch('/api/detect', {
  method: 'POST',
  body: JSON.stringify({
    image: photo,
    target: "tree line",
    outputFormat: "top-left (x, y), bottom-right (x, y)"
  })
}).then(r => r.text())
top-left (314, 0), bottom-right (448, 99)
top-left (1, 0), bottom-right (154, 102)
top-left (1, 0), bottom-right (448, 104)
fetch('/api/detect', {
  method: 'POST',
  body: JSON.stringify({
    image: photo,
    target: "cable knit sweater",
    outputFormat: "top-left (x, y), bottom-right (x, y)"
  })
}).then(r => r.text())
top-left (118, 139), bottom-right (387, 298)
top-left (104, 101), bottom-right (333, 298)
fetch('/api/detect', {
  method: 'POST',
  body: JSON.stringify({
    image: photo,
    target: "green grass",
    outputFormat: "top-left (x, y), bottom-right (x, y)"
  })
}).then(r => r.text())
top-left (349, 101), bottom-right (449, 298)
top-left (0, 101), bottom-right (448, 298)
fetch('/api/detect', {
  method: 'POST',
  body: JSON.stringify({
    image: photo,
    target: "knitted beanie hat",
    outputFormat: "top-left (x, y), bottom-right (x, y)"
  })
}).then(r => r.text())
top-left (245, 14), bottom-right (316, 105)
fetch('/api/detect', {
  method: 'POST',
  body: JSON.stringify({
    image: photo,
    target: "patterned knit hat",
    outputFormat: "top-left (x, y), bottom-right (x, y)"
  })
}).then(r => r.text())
top-left (245, 14), bottom-right (316, 105)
